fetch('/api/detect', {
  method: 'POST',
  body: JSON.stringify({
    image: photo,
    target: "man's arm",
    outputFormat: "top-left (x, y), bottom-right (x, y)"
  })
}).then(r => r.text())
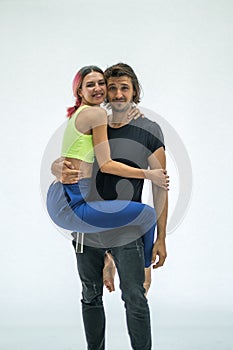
top-left (51, 157), bottom-right (80, 184)
top-left (148, 146), bottom-right (168, 269)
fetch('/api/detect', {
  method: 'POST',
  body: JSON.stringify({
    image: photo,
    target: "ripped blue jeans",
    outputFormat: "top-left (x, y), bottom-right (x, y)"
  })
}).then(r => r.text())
top-left (74, 238), bottom-right (152, 350)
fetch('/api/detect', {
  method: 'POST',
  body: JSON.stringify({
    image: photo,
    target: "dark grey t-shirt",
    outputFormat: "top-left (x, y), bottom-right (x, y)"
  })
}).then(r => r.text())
top-left (89, 117), bottom-right (165, 202)
top-left (82, 117), bottom-right (165, 248)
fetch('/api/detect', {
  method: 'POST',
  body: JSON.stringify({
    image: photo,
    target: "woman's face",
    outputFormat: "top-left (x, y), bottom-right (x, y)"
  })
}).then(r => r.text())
top-left (78, 71), bottom-right (107, 106)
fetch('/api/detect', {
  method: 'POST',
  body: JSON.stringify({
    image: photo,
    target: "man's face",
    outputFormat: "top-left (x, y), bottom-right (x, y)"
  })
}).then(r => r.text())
top-left (107, 76), bottom-right (135, 112)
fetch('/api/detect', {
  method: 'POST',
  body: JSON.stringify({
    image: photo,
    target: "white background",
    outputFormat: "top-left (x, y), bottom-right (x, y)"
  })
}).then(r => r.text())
top-left (0, 0), bottom-right (232, 349)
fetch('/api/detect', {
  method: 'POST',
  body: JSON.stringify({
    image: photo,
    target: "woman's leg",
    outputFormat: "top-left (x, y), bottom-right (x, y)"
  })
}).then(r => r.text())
top-left (144, 267), bottom-right (152, 296)
top-left (47, 181), bottom-right (156, 267)
top-left (47, 181), bottom-right (155, 230)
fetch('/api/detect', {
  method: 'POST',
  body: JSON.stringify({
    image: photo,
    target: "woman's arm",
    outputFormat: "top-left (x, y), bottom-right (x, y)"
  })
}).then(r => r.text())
top-left (87, 107), bottom-right (169, 189)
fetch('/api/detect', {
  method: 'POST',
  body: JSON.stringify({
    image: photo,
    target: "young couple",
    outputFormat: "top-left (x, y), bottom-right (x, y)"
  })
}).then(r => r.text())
top-left (48, 63), bottom-right (168, 350)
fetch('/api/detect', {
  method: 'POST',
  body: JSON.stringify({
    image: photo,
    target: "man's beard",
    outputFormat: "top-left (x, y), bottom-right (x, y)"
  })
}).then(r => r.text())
top-left (110, 101), bottom-right (131, 113)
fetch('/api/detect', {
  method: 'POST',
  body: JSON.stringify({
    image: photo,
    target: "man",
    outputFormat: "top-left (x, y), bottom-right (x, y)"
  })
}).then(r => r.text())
top-left (52, 63), bottom-right (168, 350)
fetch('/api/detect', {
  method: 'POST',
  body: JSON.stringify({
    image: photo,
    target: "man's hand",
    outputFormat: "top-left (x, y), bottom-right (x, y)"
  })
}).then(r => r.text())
top-left (151, 238), bottom-right (167, 269)
top-left (51, 157), bottom-right (81, 184)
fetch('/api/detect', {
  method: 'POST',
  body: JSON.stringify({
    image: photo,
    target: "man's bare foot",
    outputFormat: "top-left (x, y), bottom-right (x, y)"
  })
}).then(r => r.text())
top-left (103, 252), bottom-right (116, 293)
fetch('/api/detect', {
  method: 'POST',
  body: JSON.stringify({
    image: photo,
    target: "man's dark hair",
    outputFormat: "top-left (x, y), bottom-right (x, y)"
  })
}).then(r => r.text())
top-left (104, 63), bottom-right (141, 104)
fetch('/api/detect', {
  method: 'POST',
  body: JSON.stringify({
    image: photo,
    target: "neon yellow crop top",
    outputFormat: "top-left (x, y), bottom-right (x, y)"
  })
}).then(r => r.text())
top-left (61, 105), bottom-right (94, 163)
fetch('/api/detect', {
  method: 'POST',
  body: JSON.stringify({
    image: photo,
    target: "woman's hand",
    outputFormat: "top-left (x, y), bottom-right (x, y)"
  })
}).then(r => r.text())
top-left (127, 105), bottom-right (144, 120)
top-left (145, 169), bottom-right (169, 190)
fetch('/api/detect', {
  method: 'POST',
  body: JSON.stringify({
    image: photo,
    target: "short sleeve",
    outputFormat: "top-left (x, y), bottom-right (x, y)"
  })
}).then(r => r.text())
top-left (146, 121), bottom-right (165, 154)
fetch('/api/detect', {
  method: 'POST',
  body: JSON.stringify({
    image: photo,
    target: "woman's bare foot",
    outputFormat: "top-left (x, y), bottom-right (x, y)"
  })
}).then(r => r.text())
top-left (144, 267), bottom-right (152, 297)
top-left (103, 252), bottom-right (116, 293)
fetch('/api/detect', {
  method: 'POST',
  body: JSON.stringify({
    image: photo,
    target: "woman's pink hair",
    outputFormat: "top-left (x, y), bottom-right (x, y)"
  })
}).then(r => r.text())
top-left (66, 65), bottom-right (104, 118)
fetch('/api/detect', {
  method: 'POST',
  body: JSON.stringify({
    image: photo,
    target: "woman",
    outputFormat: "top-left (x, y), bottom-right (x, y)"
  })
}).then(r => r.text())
top-left (47, 65), bottom-right (169, 268)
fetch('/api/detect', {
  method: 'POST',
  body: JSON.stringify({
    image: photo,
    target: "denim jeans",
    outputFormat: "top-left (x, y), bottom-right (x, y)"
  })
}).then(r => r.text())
top-left (73, 238), bottom-right (152, 350)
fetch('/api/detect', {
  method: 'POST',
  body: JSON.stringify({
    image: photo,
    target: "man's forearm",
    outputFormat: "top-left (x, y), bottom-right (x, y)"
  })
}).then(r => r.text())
top-left (152, 185), bottom-right (168, 240)
top-left (51, 157), bottom-right (62, 177)
top-left (148, 147), bottom-right (168, 240)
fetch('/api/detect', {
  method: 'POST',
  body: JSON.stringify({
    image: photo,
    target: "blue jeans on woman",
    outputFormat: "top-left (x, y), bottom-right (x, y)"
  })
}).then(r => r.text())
top-left (73, 238), bottom-right (152, 350)
top-left (47, 179), bottom-right (156, 267)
